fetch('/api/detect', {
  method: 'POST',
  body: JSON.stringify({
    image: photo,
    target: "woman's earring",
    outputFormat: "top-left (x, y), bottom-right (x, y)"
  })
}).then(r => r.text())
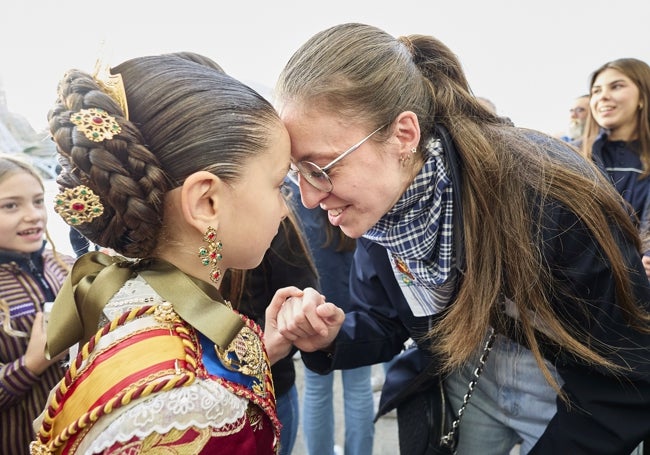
top-left (198, 226), bottom-right (223, 283)
top-left (411, 147), bottom-right (417, 154)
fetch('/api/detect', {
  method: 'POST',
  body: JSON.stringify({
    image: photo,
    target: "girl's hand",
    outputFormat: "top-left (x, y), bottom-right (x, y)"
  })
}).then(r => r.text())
top-left (24, 312), bottom-right (67, 375)
top-left (270, 287), bottom-right (344, 352)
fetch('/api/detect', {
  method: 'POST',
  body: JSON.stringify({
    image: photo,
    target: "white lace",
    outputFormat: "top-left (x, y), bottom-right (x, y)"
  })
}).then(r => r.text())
top-left (78, 379), bottom-right (248, 454)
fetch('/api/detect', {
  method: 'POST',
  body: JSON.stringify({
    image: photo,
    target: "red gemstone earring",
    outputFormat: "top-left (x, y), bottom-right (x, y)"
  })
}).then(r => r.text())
top-left (198, 226), bottom-right (223, 283)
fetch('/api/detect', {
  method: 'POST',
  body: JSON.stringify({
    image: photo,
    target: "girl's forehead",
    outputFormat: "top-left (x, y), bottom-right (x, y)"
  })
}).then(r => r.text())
top-left (0, 171), bottom-right (43, 191)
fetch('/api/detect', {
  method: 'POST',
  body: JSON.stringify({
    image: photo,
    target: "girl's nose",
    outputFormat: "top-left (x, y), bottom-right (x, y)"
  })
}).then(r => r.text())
top-left (23, 204), bottom-right (44, 222)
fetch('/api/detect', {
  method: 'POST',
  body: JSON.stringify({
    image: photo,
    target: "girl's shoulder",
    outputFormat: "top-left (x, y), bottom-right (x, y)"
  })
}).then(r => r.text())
top-left (42, 249), bottom-right (75, 266)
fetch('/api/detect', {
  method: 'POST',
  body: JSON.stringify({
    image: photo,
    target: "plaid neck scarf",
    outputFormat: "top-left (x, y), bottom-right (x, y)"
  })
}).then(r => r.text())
top-left (364, 137), bottom-right (454, 293)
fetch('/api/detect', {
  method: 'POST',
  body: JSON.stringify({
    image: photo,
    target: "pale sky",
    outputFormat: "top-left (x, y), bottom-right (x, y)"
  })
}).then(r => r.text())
top-left (1, 0), bottom-right (649, 137)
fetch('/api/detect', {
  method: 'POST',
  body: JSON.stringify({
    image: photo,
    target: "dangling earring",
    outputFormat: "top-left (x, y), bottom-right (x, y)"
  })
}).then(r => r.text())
top-left (198, 226), bottom-right (223, 283)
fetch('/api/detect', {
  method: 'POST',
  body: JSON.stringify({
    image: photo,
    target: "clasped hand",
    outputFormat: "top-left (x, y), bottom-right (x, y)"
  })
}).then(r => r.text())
top-left (264, 286), bottom-right (345, 363)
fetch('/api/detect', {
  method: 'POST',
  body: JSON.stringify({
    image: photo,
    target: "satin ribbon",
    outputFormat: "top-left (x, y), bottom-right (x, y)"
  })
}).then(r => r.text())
top-left (47, 252), bottom-right (244, 357)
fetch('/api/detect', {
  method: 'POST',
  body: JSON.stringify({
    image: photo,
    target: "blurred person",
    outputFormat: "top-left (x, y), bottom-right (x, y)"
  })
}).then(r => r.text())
top-left (0, 154), bottom-right (73, 455)
top-left (476, 96), bottom-right (497, 115)
top-left (271, 23), bottom-right (650, 455)
top-left (288, 178), bottom-right (375, 455)
top-left (558, 94), bottom-right (589, 142)
top-left (581, 58), bottom-right (650, 280)
top-left (221, 209), bottom-right (319, 455)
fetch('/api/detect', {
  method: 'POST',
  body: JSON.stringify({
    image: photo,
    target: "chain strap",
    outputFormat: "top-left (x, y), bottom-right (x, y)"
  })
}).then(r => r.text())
top-left (440, 327), bottom-right (497, 450)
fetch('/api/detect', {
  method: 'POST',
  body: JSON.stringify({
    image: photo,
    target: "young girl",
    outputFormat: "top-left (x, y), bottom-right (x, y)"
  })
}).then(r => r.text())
top-left (581, 58), bottom-right (650, 280)
top-left (30, 52), bottom-right (320, 454)
top-left (0, 154), bottom-right (73, 455)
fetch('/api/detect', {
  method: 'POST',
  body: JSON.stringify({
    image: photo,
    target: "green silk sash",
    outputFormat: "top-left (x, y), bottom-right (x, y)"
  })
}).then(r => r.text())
top-left (47, 252), bottom-right (244, 357)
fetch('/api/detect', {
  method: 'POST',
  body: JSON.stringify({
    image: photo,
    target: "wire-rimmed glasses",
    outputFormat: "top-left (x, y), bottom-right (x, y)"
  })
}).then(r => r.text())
top-left (290, 124), bottom-right (386, 193)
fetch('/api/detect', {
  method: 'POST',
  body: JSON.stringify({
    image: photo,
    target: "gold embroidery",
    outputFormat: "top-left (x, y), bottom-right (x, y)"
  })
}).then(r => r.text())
top-left (211, 414), bottom-right (247, 437)
top-left (139, 427), bottom-right (211, 454)
top-left (215, 326), bottom-right (266, 381)
top-left (28, 441), bottom-right (50, 455)
top-left (246, 404), bottom-right (265, 432)
top-left (154, 301), bottom-right (181, 324)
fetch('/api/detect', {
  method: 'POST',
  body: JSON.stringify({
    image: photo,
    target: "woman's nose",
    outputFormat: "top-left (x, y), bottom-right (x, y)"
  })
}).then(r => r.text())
top-left (298, 176), bottom-right (327, 209)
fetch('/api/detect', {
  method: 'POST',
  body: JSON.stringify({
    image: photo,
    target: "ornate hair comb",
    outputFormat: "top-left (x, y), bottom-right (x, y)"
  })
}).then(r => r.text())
top-left (93, 59), bottom-right (129, 120)
top-left (70, 108), bottom-right (121, 142)
top-left (54, 185), bottom-right (104, 226)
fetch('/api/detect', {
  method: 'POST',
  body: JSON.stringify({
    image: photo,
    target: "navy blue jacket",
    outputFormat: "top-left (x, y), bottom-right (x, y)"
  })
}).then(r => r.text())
top-left (301, 126), bottom-right (650, 454)
top-left (591, 130), bottom-right (650, 254)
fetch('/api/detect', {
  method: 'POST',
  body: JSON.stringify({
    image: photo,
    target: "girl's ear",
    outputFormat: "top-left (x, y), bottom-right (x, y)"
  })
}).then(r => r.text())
top-left (393, 111), bottom-right (421, 152)
top-left (179, 171), bottom-right (224, 233)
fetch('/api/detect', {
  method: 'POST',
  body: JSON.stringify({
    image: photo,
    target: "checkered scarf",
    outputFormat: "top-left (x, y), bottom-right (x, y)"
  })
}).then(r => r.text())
top-left (364, 137), bottom-right (454, 291)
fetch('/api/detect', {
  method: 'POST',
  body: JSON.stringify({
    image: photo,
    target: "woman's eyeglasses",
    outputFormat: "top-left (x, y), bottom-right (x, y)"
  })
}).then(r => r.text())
top-left (290, 124), bottom-right (386, 193)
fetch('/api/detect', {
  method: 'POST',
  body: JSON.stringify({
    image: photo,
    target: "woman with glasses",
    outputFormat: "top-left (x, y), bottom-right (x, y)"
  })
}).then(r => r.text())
top-left (270, 23), bottom-right (650, 455)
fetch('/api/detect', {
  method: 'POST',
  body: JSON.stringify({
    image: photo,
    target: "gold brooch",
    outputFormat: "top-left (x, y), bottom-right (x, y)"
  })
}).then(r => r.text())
top-left (70, 108), bottom-right (121, 142)
top-left (54, 185), bottom-right (104, 226)
top-left (215, 326), bottom-right (266, 380)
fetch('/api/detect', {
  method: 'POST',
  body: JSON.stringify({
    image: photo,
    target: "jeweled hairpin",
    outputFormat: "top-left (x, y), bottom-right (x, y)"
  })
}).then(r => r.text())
top-left (70, 108), bottom-right (121, 142)
top-left (54, 185), bottom-right (104, 226)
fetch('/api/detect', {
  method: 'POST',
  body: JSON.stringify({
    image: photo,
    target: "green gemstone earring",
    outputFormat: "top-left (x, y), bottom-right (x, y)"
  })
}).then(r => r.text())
top-left (198, 226), bottom-right (223, 283)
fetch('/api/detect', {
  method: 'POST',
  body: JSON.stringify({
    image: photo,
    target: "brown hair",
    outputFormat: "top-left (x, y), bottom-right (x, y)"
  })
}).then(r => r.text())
top-left (49, 52), bottom-right (281, 258)
top-left (581, 58), bottom-right (650, 177)
top-left (275, 23), bottom-right (650, 395)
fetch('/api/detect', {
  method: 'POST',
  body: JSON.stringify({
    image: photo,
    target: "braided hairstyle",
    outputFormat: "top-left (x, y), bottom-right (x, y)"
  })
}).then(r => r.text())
top-left (49, 52), bottom-right (280, 258)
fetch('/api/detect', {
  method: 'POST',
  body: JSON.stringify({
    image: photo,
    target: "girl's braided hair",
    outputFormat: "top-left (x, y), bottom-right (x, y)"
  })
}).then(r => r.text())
top-left (49, 52), bottom-right (279, 258)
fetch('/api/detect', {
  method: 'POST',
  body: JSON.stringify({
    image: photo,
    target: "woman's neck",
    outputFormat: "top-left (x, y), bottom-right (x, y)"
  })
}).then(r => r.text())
top-left (608, 120), bottom-right (639, 142)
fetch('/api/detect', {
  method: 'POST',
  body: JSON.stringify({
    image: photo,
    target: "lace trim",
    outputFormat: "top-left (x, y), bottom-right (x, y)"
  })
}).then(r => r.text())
top-left (79, 379), bottom-right (248, 453)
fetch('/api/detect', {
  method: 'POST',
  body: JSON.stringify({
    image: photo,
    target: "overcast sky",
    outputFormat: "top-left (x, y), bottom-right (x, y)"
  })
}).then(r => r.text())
top-left (1, 0), bottom-right (648, 137)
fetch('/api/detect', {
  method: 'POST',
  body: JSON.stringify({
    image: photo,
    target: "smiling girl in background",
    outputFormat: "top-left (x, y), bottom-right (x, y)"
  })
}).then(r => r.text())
top-left (0, 155), bottom-right (73, 455)
top-left (581, 58), bottom-right (650, 279)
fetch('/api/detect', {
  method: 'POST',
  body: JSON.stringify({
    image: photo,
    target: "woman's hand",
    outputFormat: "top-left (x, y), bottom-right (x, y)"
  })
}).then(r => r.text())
top-left (267, 287), bottom-right (344, 353)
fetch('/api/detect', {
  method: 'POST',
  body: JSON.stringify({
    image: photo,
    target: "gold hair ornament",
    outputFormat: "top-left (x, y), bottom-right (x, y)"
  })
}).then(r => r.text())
top-left (70, 108), bottom-right (121, 142)
top-left (198, 226), bottom-right (223, 283)
top-left (93, 59), bottom-right (129, 120)
top-left (54, 185), bottom-right (104, 226)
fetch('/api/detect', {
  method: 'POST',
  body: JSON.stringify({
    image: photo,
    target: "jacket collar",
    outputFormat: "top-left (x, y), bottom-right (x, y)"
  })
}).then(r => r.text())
top-left (0, 241), bottom-right (46, 271)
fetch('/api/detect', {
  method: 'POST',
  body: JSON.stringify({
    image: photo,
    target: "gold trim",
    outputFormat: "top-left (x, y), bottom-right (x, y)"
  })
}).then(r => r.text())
top-left (54, 185), bottom-right (104, 226)
top-left (70, 108), bottom-right (121, 142)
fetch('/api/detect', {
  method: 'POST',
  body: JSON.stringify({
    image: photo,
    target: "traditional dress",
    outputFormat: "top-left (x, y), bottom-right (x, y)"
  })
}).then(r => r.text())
top-left (30, 253), bottom-right (279, 455)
